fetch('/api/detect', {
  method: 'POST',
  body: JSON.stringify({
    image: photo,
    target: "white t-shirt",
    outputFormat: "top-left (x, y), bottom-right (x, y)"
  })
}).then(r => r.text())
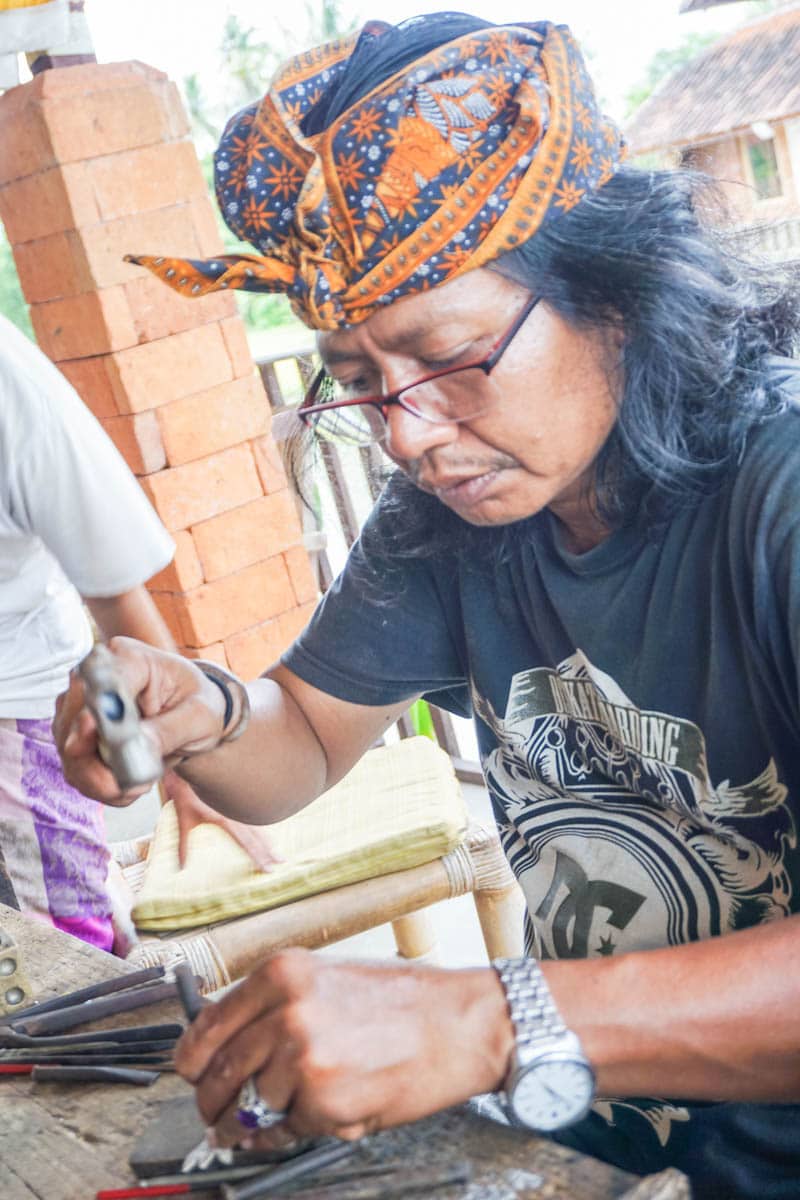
top-left (0, 316), bottom-right (174, 717)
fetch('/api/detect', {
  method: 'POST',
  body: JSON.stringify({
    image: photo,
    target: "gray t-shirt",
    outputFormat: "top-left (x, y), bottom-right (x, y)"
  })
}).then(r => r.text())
top-left (284, 359), bottom-right (800, 1198)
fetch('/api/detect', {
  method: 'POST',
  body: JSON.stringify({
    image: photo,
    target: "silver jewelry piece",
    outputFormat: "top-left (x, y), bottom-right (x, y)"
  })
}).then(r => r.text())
top-left (235, 1076), bottom-right (286, 1131)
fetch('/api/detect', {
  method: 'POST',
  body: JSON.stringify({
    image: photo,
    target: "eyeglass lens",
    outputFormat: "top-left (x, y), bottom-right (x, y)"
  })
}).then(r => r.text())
top-left (305, 366), bottom-right (497, 446)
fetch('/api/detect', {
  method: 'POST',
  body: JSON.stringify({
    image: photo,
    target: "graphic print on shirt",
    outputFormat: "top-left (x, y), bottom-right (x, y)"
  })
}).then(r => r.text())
top-left (476, 650), bottom-right (795, 1144)
top-left (476, 650), bottom-right (795, 1143)
top-left (477, 649), bottom-right (795, 961)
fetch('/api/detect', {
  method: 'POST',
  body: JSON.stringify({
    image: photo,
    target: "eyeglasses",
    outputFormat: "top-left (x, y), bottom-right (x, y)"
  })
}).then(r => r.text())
top-left (298, 293), bottom-right (542, 447)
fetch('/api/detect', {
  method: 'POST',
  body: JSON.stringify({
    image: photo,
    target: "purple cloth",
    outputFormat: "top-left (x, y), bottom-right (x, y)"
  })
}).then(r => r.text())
top-left (0, 717), bottom-right (113, 950)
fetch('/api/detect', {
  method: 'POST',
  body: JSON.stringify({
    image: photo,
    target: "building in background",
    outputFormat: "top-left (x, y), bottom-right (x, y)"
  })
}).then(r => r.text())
top-left (626, 3), bottom-right (800, 261)
top-left (679, 0), bottom-right (750, 11)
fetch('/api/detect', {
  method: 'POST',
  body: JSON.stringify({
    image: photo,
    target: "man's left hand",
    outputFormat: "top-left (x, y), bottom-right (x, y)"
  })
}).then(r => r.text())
top-left (165, 772), bottom-right (283, 872)
top-left (174, 948), bottom-right (512, 1147)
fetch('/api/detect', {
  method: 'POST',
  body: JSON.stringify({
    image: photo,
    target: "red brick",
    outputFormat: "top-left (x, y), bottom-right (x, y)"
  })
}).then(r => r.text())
top-left (12, 230), bottom-right (94, 303)
top-left (157, 375), bottom-right (269, 467)
top-left (105, 322), bottom-right (234, 414)
top-left (82, 204), bottom-right (204, 291)
top-left (0, 162), bottom-right (98, 243)
top-left (0, 92), bottom-right (54, 184)
top-left (0, 70), bottom-right (189, 185)
top-left (252, 434), bottom-right (289, 494)
top-left (176, 558), bottom-right (296, 648)
top-left (87, 140), bottom-right (207, 222)
top-left (163, 82), bottom-right (192, 141)
top-left (42, 83), bottom-right (187, 164)
top-left (59, 356), bottom-right (119, 418)
top-left (124, 274), bottom-right (236, 343)
top-left (181, 642), bottom-right (229, 669)
top-left (139, 444), bottom-right (262, 531)
top-left (100, 410), bottom-right (165, 475)
top-left (284, 544), bottom-right (318, 605)
top-left (224, 618), bottom-right (288, 680)
top-left (11, 204), bottom-right (206, 302)
top-left (30, 287), bottom-right (137, 360)
top-left (147, 530), bottom-right (204, 592)
top-left (35, 62), bottom-right (167, 99)
top-left (277, 601), bottom-right (317, 646)
top-left (190, 197), bottom-right (225, 256)
top-left (147, 590), bottom-right (184, 645)
top-left (192, 493), bottom-right (302, 582)
top-left (220, 316), bottom-right (255, 379)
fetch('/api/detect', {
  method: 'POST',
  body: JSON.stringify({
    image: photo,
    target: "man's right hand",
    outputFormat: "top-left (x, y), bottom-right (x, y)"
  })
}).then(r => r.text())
top-left (53, 637), bottom-right (229, 806)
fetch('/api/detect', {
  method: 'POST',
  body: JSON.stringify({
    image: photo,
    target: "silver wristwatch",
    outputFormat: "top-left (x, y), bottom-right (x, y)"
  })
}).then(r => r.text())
top-left (492, 957), bottom-right (595, 1132)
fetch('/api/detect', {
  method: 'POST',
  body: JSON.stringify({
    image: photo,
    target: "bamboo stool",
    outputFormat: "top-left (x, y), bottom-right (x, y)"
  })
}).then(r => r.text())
top-left (119, 821), bottom-right (524, 994)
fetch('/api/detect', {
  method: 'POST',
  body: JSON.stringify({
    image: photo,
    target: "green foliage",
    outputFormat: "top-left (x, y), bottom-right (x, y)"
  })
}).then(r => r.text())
top-left (185, 2), bottom-right (359, 151)
top-left (0, 228), bottom-right (32, 338)
top-left (625, 31), bottom-right (721, 116)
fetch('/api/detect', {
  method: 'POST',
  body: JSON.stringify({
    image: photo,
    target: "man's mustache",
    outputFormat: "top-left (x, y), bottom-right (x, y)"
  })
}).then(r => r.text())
top-left (404, 454), bottom-right (518, 489)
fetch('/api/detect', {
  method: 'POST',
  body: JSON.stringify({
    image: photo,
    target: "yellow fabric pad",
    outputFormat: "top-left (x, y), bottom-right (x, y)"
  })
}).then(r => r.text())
top-left (132, 737), bottom-right (467, 931)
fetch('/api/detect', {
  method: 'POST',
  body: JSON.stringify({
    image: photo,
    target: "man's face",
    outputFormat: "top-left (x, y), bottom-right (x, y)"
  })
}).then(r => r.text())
top-left (317, 269), bottom-right (622, 550)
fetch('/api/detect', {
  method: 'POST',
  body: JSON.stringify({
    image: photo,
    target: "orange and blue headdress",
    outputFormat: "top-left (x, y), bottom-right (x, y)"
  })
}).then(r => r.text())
top-left (127, 13), bottom-right (624, 329)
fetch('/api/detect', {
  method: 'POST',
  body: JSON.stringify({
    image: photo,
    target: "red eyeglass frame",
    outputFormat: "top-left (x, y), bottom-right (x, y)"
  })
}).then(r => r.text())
top-left (298, 292), bottom-right (542, 430)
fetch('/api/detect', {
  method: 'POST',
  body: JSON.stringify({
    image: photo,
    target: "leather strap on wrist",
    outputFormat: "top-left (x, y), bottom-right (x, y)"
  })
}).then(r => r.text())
top-left (193, 660), bottom-right (251, 746)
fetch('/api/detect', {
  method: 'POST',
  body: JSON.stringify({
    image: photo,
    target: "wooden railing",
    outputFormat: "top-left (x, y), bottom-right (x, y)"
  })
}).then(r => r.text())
top-left (734, 215), bottom-right (800, 262)
top-left (256, 343), bottom-right (482, 785)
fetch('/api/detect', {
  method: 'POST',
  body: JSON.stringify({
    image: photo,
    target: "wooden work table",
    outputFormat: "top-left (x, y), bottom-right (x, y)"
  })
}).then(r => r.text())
top-left (0, 903), bottom-right (688, 1200)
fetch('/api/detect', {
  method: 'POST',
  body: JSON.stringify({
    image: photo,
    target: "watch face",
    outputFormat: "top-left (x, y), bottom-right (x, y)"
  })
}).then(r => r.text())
top-left (511, 1055), bottom-right (595, 1132)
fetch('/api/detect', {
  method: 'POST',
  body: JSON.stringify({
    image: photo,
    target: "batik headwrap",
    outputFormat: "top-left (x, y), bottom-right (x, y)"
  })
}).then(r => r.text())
top-left (126, 17), bottom-right (625, 330)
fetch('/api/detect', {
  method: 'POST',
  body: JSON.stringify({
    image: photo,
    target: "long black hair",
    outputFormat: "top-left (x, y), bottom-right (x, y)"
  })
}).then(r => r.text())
top-left (490, 166), bottom-right (799, 529)
top-left (369, 166), bottom-right (800, 558)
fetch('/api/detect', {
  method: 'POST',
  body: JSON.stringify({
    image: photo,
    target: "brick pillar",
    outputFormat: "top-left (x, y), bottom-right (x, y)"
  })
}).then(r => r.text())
top-left (0, 62), bottom-right (318, 679)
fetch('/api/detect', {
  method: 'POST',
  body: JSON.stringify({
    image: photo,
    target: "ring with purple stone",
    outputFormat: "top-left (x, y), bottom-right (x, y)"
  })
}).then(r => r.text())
top-left (235, 1076), bottom-right (286, 1131)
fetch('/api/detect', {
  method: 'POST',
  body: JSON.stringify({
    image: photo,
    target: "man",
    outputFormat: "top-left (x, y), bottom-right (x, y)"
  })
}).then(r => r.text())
top-left (0, 313), bottom-right (275, 950)
top-left (55, 14), bottom-right (800, 1198)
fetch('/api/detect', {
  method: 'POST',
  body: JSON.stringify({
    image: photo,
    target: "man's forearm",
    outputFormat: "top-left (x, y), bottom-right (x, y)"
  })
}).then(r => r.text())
top-left (547, 912), bottom-right (800, 1102)
top-left (171, 665), bottom-right (406, 826)
top-left (172, 675), bottom-right (331, 824)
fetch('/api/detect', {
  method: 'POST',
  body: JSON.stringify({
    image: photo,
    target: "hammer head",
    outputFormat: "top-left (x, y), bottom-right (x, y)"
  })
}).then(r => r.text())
top-left (78, 643), bottom-right (163, 791)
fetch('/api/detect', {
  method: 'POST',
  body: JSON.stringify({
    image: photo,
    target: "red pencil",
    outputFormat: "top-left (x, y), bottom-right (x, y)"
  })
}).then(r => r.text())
top-left (96, 1188), bottom-right (196, 1198)
top-left (95, 1164), bottom-right (271, 1198)
top-left (0, 1064), bottom-right (31, 1074)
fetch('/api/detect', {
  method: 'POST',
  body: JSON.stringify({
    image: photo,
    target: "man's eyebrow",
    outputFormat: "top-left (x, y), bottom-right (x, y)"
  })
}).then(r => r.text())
top-left (321, 319), bottom-right (467, 366)
top-left (319, 345), bottom-right (366, 367)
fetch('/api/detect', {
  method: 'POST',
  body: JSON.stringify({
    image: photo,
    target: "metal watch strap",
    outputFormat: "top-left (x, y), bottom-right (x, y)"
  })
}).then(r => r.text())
top-left (492, 956), bottom-right (569, 1050)
top-left (193, 660), bottom-right (251, 745)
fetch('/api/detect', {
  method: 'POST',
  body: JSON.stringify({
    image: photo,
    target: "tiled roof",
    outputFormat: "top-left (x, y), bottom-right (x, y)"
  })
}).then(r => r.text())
top-left (626, 6), bottom-right (800, 154)
top-left (679, 1), bottom-right (747, 12)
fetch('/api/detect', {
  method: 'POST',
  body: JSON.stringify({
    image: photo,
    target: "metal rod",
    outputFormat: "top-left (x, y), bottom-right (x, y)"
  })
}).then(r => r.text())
top-left (0, 1042), bottom-right (176, 1059)
top-left (0, 1053), bottom-right (173, 1067)
top-left (15, 980), bottom-right (179, 1036)
top-left (0, 1022), bottom-right (183, 1049)
top-left (31, 1065), bottom-right (161, 1086)
top-left (173, 963), bottom-right (204, 1024)
top-left (222, 1141), bottom-right (357, 1199)
top-left (133, 1165), bottom-right (272, 1189)
top-left (288, 1162), bottom-right (472, 1198)
top-left (1, 966), bottom-right (165, 1025)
